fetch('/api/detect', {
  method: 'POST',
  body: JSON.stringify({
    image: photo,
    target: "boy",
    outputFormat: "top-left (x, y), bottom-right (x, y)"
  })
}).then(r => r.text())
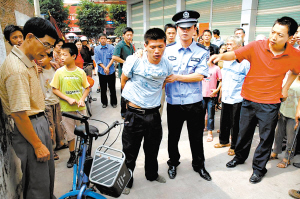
top-left (38, 51), bottom-right (66, 160)
top-left (121, 28), bottom-right (173, 194)
top-left (50, 43), bottom-right (90, 168)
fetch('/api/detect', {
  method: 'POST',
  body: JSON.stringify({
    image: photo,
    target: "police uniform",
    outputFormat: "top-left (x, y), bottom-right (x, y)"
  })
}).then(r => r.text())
top-left (165, 10), bottom-right (211, 181)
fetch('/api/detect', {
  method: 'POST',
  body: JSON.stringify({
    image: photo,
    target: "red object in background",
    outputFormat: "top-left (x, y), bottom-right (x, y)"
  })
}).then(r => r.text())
top-left (49, 14), bottom-right (65, 40)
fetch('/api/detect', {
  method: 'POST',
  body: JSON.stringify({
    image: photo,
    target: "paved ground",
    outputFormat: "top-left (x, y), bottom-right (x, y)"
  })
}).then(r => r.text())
top-left (54, 75), bottom-right (300, 199)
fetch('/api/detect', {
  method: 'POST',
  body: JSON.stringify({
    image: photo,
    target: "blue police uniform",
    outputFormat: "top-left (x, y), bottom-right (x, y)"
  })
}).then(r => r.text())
top-left (165, 10), bottom-right (212, 181)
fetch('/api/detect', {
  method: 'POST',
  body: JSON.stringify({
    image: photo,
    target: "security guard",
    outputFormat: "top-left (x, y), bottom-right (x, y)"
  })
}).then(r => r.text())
top-left (164, 10), bottom-right (211, 181)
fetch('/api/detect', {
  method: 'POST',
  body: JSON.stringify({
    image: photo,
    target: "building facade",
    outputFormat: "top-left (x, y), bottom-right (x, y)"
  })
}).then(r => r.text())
top-left (126, 0), bottom-right (300, 49)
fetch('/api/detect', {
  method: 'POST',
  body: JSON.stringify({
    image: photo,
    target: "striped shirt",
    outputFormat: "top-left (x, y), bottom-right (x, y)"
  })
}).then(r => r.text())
top-left (0, 46), bottom-right (45, 116)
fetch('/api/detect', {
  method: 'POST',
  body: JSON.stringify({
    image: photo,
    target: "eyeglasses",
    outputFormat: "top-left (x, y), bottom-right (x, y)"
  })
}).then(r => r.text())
top-left (35, 36), bottom-right (54, 50)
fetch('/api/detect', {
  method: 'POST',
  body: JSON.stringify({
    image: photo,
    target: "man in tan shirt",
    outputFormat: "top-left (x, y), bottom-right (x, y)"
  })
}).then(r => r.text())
top-left (0, 17), bottom-right (58, 199)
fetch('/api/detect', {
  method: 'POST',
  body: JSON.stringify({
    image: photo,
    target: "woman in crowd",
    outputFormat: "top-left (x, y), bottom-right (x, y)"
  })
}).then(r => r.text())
top-left (74, 39), bottom-right (84, 69)
top-left (53, 38), bottom-right (64, 67)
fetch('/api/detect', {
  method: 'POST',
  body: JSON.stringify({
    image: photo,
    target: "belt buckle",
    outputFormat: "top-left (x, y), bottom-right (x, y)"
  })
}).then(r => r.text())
top-left (137, 109), bottom-right (145, 114)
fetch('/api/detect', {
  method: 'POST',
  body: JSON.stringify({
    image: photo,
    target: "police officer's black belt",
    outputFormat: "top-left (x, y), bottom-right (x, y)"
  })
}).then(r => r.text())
top-left (29, 112), bottom-right (45, 120)
top-left (127, 105), bottom-right (160, 115)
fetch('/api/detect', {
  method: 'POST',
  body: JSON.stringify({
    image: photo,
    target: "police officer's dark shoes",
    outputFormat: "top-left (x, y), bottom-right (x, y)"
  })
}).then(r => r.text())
top-left (249, 173), bottom-right (264, 184)
top-left (67, 153), bottom-right (76, 168)
top-left (226, 159), bottom-right (243, 168)
top-left (168, 166), bottom-right (177, 179)
top-left (194, 167), bottom-right (212, 181)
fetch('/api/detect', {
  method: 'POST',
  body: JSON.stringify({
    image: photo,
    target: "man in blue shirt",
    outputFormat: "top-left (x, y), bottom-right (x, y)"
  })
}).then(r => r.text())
top-left (94, 33), bottom-right (117, 108)
top-left (213, 35), bottom-right (250, 157)
top-left (164, 10), bottom-right (211, 181)
top-left (121, 28), bottom-right (173, 195)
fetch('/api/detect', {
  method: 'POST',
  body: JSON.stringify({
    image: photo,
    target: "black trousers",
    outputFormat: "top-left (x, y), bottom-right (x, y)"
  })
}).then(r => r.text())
top-left (167, 101), bottom-right (205, 170)
top-left (219, 102), bottom-right (242, 149)
top-left (233, 99), bottom-right (280, 175)
top-left (122, 106), bottom-right (162, 188)
top-left (98, 72), bottom-right (117, 106)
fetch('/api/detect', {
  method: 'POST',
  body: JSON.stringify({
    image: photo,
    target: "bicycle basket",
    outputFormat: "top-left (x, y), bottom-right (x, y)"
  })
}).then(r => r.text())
top-left (89, 145), bottom-right (132, 198)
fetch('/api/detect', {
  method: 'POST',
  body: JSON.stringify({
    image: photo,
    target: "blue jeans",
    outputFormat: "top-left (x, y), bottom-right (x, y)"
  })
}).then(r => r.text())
top-left (202, 97), bottom-right (216, 131)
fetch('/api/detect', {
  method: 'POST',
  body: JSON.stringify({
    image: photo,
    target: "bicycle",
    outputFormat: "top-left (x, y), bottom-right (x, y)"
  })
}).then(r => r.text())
top-left (85, 91), bottom-right (96, 117)
top-left (85, 75), bottom-right (97, 117)
top-left (59, 112), bottom-right (132, 199)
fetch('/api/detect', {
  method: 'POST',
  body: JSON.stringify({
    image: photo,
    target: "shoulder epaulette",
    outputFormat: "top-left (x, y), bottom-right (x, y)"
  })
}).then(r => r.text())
top-left (196, 43), bottom-right (208, 51)
top-left (166, 42), bottom-right (176, 47)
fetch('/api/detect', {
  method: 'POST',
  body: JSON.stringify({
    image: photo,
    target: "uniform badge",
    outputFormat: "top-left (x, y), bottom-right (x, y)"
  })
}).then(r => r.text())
top-left (168, 56), bottom-right (177, 61)
top-left (191, 57), bottom-right (200, 62)
top-left (183, 11), bottom-right (189, 19)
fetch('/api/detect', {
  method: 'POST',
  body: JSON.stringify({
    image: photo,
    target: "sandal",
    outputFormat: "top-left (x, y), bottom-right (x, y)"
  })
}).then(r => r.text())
top-left (214, 143), bottom-right (230, 148)
top-left (217, 129), bottom-right (220, 133)
top-left (269, 152), bottom-right (278, 160)
top-left (207, 133), bottom-right (213, 142)
top-left (54, 152), bottom-right (59, 160)
top-left (228, 149), bottom-right (235, 156)
top-left (277, 159), bottom-right (290, 168)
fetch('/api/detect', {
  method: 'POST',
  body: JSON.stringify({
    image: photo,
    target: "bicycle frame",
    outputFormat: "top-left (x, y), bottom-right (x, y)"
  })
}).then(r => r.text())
top-left (59, 122), bottom-right (106, 199)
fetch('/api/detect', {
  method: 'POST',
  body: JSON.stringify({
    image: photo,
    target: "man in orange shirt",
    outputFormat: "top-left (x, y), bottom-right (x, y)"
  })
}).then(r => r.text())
top-left (209, 16), bottom-right (300, 184)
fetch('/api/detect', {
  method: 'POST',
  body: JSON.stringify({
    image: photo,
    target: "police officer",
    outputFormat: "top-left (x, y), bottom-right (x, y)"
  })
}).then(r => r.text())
top-left (165, 10), bottom-right (211, 181)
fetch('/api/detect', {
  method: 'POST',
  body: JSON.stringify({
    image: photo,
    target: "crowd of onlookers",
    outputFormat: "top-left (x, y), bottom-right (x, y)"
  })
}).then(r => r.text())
top-left (2, 12), bottom-right (300, 199)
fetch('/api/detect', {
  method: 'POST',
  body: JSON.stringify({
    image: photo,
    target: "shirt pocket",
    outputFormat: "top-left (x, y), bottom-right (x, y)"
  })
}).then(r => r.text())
top-left (106, 52), bottom-right (113, 59)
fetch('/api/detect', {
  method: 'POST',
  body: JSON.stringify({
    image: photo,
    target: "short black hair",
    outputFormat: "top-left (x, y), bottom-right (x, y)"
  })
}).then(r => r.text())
top-left (219, 43), bottom-right (227, 53)
top-left (273, 16), bottom-right (298, 36)
top-left (61, 43), bottom-right (78, 58)
top-left (123, 27), bottom-right (134, 35)
top-left (213, 29), bottom-right (220, 36)
top-left (54, 38), bottom-right (64, 47)
top-left (23, 17), bottom-right (58, 41)
top-left (203, 29), bottom-right (212, 35)
top-left (144, 28), bottom-right (166, 45)
top-left (98, 33), bottom-right (107, 39)
top-left (164, 23), bottom-right (176, 32)
top-left (73, 39), bottom-right (82, 44)
top-left (234, 28), bottom-right (245, 34)
top-left (4, 25), bottom-right (23, 45)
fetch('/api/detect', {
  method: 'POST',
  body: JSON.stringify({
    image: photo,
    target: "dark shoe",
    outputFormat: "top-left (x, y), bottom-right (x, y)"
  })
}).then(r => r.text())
top-left (249, 173), bottom-right (264, 184)
top-left (196, 168), bottom-right (212, 181)
top-left (226, 159), bottom-right (243, 168)
top-left (293, 162), bottom-right (300, 168)
top-left (67, 154), bottom-right (76, 168)
top-left (102, 104), bottom-right (107, 108)
top-left (55, 144), bottom-right (68, 151)
top-left (53, 152), bottom-right (59, 160)
top-left (168, 166), bottom-right (177, 179)
top-left (112, 104), bottom-right (117, 108)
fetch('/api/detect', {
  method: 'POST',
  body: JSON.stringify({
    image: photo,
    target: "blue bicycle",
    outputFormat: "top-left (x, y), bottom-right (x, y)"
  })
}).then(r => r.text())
top-left (59, 112), bottom-right (131, 199)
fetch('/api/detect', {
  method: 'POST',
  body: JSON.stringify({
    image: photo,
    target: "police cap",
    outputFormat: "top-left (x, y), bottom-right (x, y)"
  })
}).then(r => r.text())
top-left (172, 10), bottom-right (200, 28)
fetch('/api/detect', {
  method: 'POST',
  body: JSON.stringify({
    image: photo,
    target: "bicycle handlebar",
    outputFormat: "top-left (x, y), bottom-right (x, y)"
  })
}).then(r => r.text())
top-left (99, 121), bottom-right (120, 136)
top-left (62, 112), bottom-right (89, 122)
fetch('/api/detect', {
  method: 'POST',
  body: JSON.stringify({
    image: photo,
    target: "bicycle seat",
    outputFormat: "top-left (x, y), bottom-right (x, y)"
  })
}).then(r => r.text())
top-left (74, 125), bottom-right (99, 138)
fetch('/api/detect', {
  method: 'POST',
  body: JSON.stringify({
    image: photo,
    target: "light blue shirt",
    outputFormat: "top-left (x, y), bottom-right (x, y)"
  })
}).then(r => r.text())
top-left (122, 53), bottom-right (173, 108)
top-left (165, 41), bottom-right (209, 105)
top-left (211, 37), bottom-right (224, 47)
top-left (221, 60), bottom-right (250, 104)
top-left (94, 44), bottom-right (115, 75)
